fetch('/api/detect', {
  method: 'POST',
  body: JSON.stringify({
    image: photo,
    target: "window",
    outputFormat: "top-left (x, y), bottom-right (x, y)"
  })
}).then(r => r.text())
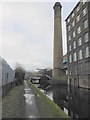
top-left (68, 35), bottom-right (71, 41)
top-left (73, 41), bottom-right (76, 49)
top-left (73, 52), bottom-right (77, 61)
top-left (69, 55), bottom-right (72, 63)
top-left (78, 50), bottom-right (83, 60)
top-left (73, 31), bottom-right (75, 38)
top-left (83, 1), bottom-right (86, 5)
top-left (70, 71), bottom-right (71, 75)
top-left (77, 6), bottom-right (79, 12)
top-left (84, 19), bottom-right (88, 29)
top-left (85, 47), bottom-right (89, 58)
top-left (6, 73), bottom-right (9, 84)
top-left (76, 15), bottom-right (80, 23)
top-left (69, 45), bottom-right (71, 51)
top-left (78, 37), bottom-right (82, 46)
top-left (72, 20), bottom-right (75, 27)
top-left (67, 18), bottom-right (70, 23)
top-left (68, 25), bottom-right (70, 31)
top-left (72, 12), bottom-right (74, 18)
top-left (84, 33), bottom-right (88, 42)
top-left (77, 26), bottom-right (81, 34)
top-left (83, 7), bottom-right (87, 16)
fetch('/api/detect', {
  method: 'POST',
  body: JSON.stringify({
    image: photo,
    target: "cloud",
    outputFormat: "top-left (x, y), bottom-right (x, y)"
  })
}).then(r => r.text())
top-left (0, 2), bottom-right (76, 70)
top-left (1, 2), bottom-right (53, 70)
top-left (0, 0), bottom-right (79, 3)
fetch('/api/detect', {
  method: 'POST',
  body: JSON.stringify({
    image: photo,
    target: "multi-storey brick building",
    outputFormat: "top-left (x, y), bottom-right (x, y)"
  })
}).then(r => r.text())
top-left (65, 1), bottom-right (90, 88)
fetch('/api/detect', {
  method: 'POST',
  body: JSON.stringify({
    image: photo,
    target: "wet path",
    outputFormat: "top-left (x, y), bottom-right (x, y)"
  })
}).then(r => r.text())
top-left (24, 81), bottom-right (40, 118)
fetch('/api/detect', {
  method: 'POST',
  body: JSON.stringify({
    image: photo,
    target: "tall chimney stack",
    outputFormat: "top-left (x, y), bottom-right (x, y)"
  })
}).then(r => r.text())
top-left (53, 2), bottom-right (63, 78)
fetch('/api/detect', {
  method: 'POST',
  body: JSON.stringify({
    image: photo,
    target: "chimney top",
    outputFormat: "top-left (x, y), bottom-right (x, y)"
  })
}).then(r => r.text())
top-left (53, 2), bottom-right (62, 9)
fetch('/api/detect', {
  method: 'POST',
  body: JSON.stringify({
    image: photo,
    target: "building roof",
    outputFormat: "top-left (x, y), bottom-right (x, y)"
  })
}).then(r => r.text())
top-left (65, 1), bottom-right (90, 21)
top-left (0, 56), bottom-right (14, 70)
top-left (65, 2), bottom-right (80, 21)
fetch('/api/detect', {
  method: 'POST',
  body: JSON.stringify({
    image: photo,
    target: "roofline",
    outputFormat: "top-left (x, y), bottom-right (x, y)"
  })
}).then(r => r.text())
top-left (65, 2), bottom-right (80, 21)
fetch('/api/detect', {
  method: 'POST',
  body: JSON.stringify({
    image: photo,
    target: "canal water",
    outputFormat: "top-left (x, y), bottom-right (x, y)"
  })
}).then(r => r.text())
top-left (46, 85), bottom-right (90, 119)
top-left (36, 84), bottom-right (90, 119)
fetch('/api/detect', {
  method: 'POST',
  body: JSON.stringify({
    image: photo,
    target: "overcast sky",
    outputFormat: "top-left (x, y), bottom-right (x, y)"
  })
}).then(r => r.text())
top-left (0, 0), bottom-right (78, 71)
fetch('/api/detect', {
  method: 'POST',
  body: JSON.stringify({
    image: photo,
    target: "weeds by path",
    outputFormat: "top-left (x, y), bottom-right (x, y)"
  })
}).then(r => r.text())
top-left (27, 81), bottom-right (71, 119)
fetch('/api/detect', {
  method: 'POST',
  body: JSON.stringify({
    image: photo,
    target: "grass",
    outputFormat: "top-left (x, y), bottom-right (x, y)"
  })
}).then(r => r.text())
top-left (2, 85), bottom-right (25, 118)
top-left (27, 81), bottom-right (72, 119)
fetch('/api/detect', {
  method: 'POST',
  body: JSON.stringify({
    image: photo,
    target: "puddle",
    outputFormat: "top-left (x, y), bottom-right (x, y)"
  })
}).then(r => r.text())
top-left (29, 115), bottom-right (36, 118)
top-left (24, 94), bottom-right (34, 104)
top-left (24, 81), bottom-right (39, 118)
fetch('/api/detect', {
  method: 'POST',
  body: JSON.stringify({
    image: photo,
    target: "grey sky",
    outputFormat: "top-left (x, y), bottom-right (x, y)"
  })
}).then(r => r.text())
top-left (0, 1), bottom-right (77, 71)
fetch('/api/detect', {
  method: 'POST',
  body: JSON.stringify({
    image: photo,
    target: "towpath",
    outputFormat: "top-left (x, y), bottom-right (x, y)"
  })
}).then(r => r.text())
top-left (2, 82), bottom-right (40, 118)
top-left (24, 81), bottom-right (40, 118)
top-left (2, 81), bottom-right (70, 119)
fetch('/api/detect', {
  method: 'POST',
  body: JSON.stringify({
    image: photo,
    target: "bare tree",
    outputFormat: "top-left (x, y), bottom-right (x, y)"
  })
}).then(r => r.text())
top-left (14, 63), bottom-right (25, 85)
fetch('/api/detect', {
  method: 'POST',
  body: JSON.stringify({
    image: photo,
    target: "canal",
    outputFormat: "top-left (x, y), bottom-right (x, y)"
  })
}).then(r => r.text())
top-left (35, 84), bottom-right (90, 119)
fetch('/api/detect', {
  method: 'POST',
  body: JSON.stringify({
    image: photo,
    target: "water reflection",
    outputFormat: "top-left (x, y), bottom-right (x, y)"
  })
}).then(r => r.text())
top-left (46, 90), bottom-right (53, 101)
top-left (24, 81), bottom-right (39, 118)
top-left (46, 85), bottom-right (90, 119)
